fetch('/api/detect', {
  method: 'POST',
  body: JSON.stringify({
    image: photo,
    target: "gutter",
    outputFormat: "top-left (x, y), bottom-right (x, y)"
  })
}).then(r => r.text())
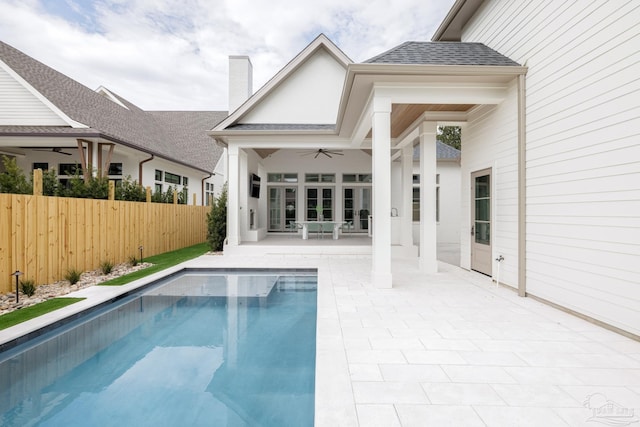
top-left (138, 154), bottom-right (154, 184)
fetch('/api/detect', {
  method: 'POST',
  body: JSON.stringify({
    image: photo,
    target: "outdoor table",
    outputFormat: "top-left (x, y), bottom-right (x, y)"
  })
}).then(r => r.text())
top-left (296, 221), bottom-right (347, 240)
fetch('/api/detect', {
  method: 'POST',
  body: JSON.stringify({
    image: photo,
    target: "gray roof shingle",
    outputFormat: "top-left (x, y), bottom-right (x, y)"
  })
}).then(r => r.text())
top-left (0, 40), bottom-right (226, 173)
top-left (365, 42), bottom-right (520, 66)
top-left (414, 141), bottom-right (461, 161)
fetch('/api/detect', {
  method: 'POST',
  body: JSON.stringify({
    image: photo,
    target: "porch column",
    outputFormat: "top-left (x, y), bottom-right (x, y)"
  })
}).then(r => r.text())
top-left (227, 144), bottom-right (241, 246)
top-left (419, 122), bottom-right (438, 273)
top-left (372, 97), bottom-right (392, 288)
top-left (401, 144), bottom-right (414, 249)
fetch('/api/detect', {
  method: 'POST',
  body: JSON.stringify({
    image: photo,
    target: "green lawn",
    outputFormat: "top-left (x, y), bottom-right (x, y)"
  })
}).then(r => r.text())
top-left (99, 243), bottom-right (209, 286)
top-left (0, 243), bottom-right (211, 330)
top-left (0, 298), bottom-right (84, 331)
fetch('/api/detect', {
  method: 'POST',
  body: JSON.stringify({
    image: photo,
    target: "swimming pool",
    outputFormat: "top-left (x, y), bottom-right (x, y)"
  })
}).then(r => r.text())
top-left (0, 269), bottom-right (318, 427)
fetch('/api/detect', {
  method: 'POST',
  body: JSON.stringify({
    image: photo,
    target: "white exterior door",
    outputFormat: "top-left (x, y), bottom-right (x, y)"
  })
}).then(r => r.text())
top-left (343, 187), bottom-right (371, 232)
top-left (471, 168), bottom-right (492, 276)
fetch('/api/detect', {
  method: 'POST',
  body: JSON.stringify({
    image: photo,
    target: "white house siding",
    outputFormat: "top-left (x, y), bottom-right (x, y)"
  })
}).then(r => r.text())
top-left (241, 49), bottom-right (346, 124)
top-left (463, 0), bottom-right (640, 336)
top-left (461, 81), bottom-right (520, 288)
top-left (0, 64), bottom-right (68, 126)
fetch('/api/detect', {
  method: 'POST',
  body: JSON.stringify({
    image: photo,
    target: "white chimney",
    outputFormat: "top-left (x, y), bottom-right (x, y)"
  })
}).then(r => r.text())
top-left (228, 55), bottom-right (253, 113)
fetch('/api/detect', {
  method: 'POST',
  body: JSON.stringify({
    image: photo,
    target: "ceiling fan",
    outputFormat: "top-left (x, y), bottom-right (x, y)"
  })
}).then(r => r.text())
top-left (32, 147), bottom-right (73, 156)
top-left (299, 149), bottom-right (344, 159)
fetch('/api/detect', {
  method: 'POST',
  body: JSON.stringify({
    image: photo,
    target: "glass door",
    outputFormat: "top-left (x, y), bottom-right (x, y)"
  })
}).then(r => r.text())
top-left (471, 169), bottom-right (492, 275)
top-left (268, 187), bottom-right (297, 231)
top-left (343, 187), bottom-right (371, 232)
top-left (306, 187), bottom-right (333, 220)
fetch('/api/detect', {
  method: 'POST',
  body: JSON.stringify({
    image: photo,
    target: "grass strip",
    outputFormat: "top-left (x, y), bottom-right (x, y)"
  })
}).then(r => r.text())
top-left (0, 298), bottom-right (84, 331)
top-left (99, 242), bottom-right (210, 286)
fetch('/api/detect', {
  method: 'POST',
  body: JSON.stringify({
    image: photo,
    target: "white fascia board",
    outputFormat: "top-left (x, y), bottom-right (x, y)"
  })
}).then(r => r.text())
top-left (213, 34), bottom-right (352, 131)
top-left (0, 58), bottom-right (89, 129)
top-left (373, 82), bottom-right (509, 105)
top-left (222, 135), bottom-right (351, 149)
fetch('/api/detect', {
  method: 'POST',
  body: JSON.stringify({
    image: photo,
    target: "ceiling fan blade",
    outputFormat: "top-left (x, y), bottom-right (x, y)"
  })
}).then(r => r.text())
top-left (314, 152), bottom-right (320, 158)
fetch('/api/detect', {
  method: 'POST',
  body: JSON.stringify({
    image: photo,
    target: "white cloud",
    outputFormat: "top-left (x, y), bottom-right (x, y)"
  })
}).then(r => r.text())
top-left (0, 0), bottom-right (455, 110)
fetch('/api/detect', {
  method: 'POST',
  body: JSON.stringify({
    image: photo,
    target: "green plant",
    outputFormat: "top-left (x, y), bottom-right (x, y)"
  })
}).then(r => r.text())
top-left (115, 176), bottom-right (146, 202)
top-left (64, 268), bottom-right (82, 285)
top-left (19, 279), bottom-right (37, 297)
top-left (0, 155), bottom-right (32, 194)
top-left (128, 255), bottom-right (139, 267)
top-left (42, 168), bottom-right (62, 196)
top-left (100, 260), bottom-right (114, 275)
top-left (207, 183), bottom-right (227, 252)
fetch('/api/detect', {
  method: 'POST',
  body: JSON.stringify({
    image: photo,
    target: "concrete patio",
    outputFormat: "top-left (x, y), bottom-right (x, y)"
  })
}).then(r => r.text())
top-left (1, 251), bottom-right (639, 426)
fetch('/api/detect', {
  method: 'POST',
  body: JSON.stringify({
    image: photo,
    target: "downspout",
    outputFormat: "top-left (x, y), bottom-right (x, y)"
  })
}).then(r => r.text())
top-left (138, 154), bottom-right (154, 185)
top-left (517, 73), bottom-right (527, 297)
top-left (202, 173), bottom-right (213, 205)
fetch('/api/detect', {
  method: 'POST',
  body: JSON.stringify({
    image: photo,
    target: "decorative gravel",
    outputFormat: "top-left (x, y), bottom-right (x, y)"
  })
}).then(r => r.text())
top-left (0, 262), bottom-right (152, 316)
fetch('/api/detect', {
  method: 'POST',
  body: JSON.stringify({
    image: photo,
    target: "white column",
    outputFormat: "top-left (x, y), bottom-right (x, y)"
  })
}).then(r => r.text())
top-left (372, 97), bottom-right (392, 288)
top-left (401, 145), bottom-right (414, 249)
top-left (227, 144), bottom-right (241, 246)
top-left (419, 122), bottom-right (438, 273)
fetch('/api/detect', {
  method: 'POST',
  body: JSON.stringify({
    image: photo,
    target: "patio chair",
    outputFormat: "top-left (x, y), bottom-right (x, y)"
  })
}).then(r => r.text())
top-left (342, 220), bottom-right (354, 235)
top-left (287, 221), bottom-right (301, 237)
top-left (321, 222), bottom-right (334, 239)
top-left (307, 222), bottom-right (322, 239)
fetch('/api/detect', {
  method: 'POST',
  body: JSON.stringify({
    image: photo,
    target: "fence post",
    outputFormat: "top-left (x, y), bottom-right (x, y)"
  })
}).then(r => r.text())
top-left (173, 190), bottom-right (178, 205)
top-left (192, 193), bottom-right (197, 206)
top-left (146, 186), bottom-right (152, 203)
top-left (108, 181), bottom-right (115, 200)
top-left (33, 169), bottom-right (43, 196)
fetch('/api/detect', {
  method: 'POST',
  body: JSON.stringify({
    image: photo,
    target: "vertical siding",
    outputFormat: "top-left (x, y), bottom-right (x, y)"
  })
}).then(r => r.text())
top-left (463, 0), bottom-right (640, 336)
top-left (462, 80), bottom-right (520, 288)
top-left (0, 194), bottom-right (209, 293)
top-left (0, 65), bottom-right (68, 125)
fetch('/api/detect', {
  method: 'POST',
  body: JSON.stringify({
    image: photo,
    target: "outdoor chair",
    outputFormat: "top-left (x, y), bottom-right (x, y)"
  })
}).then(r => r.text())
top-left (287, 221), bottom-right (301, 237)
top-left (307, 222), bottom-right (322, 239)
top-left (342, 220), bottom-right (354, 235)
top-left (321, 222), bottom-right (333, 239)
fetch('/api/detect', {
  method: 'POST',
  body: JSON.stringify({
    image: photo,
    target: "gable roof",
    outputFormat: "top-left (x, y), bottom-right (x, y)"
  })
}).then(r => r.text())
top-left (212, 34), bottom-right (352, 133)
top-left (365, 41), bottom-right (519, 66)
top-left (0, 40), bottom-right (226, 173)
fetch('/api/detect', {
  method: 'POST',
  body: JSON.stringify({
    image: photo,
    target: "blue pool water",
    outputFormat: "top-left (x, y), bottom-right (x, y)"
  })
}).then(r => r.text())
top-left (0, 270), bottom-right (318, 427)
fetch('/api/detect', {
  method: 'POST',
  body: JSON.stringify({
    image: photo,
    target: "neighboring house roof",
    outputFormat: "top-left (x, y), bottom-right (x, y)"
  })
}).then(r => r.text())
top-left (0, 40), bottom-right (226, 173)
top-left (365, 41), bottom-right (520, 66)
top-left (414, 141), bottom-right (461, 161)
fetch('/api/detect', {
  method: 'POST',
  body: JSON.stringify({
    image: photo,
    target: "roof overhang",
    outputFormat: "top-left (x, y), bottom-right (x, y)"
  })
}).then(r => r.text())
top-left (432, 0), bottom-right (485, 41)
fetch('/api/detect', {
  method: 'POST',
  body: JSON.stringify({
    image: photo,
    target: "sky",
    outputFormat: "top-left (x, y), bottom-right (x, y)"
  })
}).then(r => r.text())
top-left (0, 0), bottom-right (456, 111)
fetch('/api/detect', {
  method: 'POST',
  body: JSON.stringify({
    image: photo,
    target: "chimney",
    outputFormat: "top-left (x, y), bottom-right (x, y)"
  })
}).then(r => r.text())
top-left (228, 55), bottom-right (253, 113)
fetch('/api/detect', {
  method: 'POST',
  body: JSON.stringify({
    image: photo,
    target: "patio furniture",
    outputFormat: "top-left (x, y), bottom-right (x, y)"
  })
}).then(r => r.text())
top-left (297, 221), bottom-right (347, 240)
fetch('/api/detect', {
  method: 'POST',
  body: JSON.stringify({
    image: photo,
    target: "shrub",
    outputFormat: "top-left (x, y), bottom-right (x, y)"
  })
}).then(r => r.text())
top-left (20, 279), bottom-right (37, 297)
top-left (64, 268), bottom-right (82, 285)
top-left (128, 255), bottom-right (139, 267)
top-left (115, 176), bottom-right (146, 202)
top-left (0, 156), bottom-right (32, 194)
top-left (207, 183), bottom-right (227, 252)
top-left (100, 260), bottom-right (114, 275)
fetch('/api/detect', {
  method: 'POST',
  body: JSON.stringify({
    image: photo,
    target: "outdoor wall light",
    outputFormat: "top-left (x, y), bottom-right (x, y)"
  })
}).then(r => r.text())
top-left (11, 270), bottom-right (23, 303)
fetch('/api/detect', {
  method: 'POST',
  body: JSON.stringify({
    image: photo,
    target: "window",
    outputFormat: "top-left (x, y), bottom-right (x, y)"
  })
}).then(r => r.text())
top-left (268, 173), bottom-right (298, 183)
top-left (59, 163), bottom-right (81, 176)
top-left (305, 173), bottom-right (335, 183)
top-left (165, 172), bottom-right (181, 184)
top-left (412, 174), bottom-right (441, 222)
top-left (155, 169), bottom-right (163, 181)
top-left (342, 173), bottom-right (372, 183)
top-left (107, 163), bottom-right (122, 176)
top-left (155, 183), bottom-right (162, 194)
top-left (33, 162), bottom-right (48, 171)
top-left (205, 182), bottom-right (214, 205)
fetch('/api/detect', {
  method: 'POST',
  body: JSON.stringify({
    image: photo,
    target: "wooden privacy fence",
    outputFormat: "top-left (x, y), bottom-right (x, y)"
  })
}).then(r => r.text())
top-left (0, 194), bottom-right (209, 294)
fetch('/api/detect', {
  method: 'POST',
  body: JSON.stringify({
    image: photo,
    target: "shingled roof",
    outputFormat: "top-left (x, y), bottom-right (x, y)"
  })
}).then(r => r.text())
top-left (414, 141), bottom-right (461, 161)
top-left (0, 40), bottom-right (226, 173)
top-left (365, 42), bottom-right (520, 66)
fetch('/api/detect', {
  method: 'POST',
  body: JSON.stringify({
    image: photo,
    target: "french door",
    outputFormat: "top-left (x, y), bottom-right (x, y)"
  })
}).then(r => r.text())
top-left (268, 187), bottom-right (297, 231)
top-left (343, 187), bottom-right (371, 232)
top-left (471, 168), bottom-right (492, 275)
top-left (306, 187), bottom-right (333, 220)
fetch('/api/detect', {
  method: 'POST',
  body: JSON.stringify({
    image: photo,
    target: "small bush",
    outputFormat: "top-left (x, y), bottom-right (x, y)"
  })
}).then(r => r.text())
top-left (20, 279), bottom-right (37, 297)
top-left (65, 268), bottom-right (82, 285)
top-left (128, 255), bottom-right (139, 267)
top-left (100, 260), bottom-right (114, 275)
